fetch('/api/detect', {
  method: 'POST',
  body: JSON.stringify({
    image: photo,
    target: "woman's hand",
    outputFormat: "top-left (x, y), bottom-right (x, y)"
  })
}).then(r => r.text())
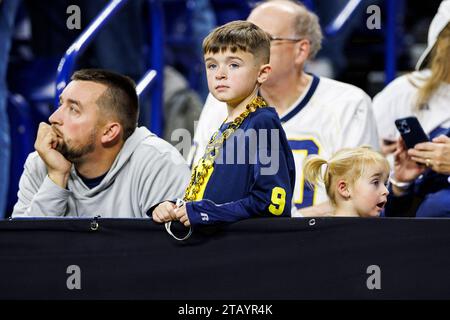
top-left (408, 135), bottom-right (450, 175)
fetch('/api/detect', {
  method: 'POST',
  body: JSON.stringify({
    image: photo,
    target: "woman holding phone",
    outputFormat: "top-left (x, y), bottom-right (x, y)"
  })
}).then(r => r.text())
top-left (373, 1), bottom-right (450, 156)
top-left (383, 130), bottom-right (450, 217)
top-left (373, 1), bottom-right (450, 217)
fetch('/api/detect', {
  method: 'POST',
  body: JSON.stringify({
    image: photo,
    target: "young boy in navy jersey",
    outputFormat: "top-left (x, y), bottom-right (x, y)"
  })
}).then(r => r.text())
top-left (153, 20), bottom-right (295, 227)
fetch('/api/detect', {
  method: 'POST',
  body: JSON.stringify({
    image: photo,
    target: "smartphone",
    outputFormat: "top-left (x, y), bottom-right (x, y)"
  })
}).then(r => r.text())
top-left (394, 116), bottom-right (430, 149)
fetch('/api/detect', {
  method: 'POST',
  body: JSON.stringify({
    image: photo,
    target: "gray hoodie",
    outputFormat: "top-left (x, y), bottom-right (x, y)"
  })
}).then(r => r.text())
top-left (12, 127), bottom-right (191, 218)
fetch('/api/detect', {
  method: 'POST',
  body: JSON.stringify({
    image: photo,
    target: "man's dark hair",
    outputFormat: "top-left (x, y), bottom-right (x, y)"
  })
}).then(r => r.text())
top-left (71, 69), bottom-right (139, 140)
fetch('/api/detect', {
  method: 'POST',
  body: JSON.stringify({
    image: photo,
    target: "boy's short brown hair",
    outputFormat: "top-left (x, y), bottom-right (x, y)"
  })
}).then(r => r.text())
top-left (202, 20), bottom-right (270, 64)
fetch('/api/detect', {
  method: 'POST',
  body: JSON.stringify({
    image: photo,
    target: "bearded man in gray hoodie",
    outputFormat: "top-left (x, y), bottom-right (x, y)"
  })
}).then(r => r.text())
top-left (12, 69), bottom-right (190, 218)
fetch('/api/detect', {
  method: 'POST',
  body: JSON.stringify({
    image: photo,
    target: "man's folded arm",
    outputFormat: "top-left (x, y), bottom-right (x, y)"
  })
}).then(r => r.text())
top-left (12, 155), bottom-right (70, 218)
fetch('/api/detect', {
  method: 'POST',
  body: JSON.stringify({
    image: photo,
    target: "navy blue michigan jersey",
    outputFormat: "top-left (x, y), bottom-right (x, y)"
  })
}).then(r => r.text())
top-left (186, 107), bottom-right (295, 226)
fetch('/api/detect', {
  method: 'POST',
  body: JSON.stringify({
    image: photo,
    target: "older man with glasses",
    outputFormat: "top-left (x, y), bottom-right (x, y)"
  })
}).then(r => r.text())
top-left (188, 0), bottom-right (379, 217)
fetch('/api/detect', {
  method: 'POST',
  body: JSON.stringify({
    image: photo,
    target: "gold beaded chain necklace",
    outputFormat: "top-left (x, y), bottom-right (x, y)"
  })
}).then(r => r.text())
top-left (183, 96), bottom-right (267, 201)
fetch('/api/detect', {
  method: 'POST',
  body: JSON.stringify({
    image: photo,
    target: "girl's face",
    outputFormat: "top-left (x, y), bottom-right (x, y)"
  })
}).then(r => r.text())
top-left (348, 165), bottom-right (390, 217)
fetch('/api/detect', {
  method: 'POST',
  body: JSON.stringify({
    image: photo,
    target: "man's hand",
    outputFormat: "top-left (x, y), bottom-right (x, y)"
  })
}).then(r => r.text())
top-left (152, 201), bottom-right (178, 223)
top-left (408, 135), bottom-right (450, 175)
top-left (35, 123), bottom-right (72, 188)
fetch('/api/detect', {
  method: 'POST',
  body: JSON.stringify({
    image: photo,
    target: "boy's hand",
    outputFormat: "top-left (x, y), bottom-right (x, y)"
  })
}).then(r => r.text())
top-left (35, 123), bottom-right (72, 188)
top-left (174, 205), bottom-right (191, 227)
top-left (152, 201), bottom-right (177, 223)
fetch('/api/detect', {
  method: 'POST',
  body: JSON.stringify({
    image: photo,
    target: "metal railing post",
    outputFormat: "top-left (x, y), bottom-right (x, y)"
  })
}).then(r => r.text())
top-left (55, 0), bottom-right (128, 106)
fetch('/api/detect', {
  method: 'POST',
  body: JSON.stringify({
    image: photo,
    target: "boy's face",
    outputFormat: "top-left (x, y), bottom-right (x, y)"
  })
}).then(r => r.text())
top-left (348, 165), bottom-right (389, 217)
top-left (204, 49), bottom-right (269, 107)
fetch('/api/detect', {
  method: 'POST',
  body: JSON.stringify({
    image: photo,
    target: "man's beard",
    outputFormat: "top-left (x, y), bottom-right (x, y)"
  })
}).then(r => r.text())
top-left (56, 129), bottom-right (97, 163)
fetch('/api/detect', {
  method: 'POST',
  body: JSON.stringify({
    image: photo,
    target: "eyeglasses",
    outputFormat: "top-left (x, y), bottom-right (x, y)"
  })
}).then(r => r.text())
top-left (269, 35), bottom-right (303, 43)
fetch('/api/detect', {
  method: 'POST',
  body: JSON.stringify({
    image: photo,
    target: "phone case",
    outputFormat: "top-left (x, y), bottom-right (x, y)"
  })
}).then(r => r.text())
top-left (394, 116), bottom-right (429, 149)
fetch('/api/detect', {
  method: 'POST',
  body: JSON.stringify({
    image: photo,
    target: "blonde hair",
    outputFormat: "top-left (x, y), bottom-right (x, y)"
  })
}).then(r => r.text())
top-left (303, 146), bottom-right (390, 206)
top-left (416, 23), bottom-right (450, 110)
